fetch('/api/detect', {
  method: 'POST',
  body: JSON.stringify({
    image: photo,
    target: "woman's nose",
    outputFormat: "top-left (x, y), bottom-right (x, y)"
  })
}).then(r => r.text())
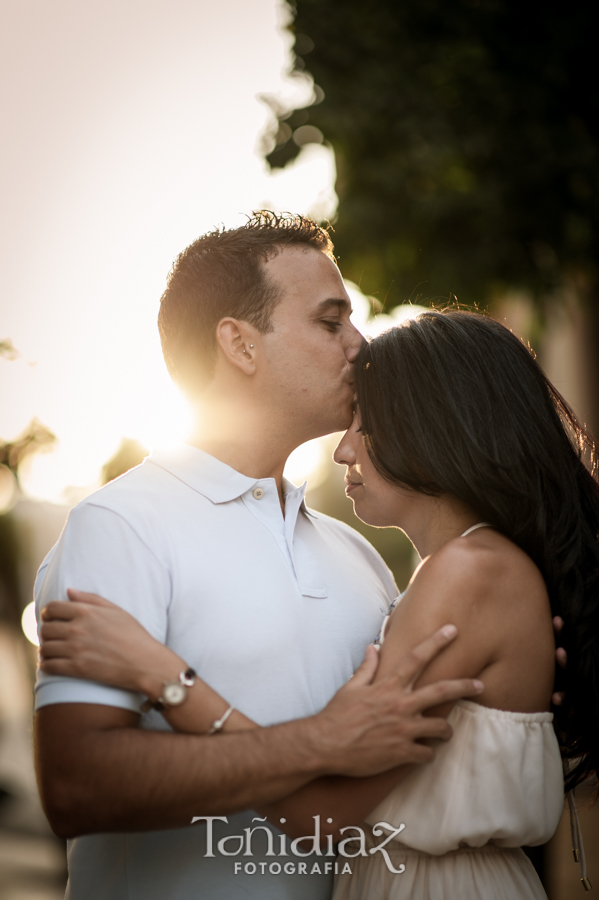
top-left (334, 430), bottom-right (356, 467)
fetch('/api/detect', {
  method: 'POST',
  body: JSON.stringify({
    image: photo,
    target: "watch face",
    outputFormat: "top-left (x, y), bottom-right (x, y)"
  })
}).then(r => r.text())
top-left (163, 682), bottom-right (186, 706)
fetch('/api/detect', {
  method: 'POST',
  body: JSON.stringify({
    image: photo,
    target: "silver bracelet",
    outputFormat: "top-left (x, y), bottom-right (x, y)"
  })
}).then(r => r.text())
top-left (207, 704), bottom-right (234, 735)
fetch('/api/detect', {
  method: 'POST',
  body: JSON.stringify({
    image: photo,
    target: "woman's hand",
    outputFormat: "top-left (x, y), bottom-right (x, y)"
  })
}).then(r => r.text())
top-left (39, 589), bottom-right (185, 699)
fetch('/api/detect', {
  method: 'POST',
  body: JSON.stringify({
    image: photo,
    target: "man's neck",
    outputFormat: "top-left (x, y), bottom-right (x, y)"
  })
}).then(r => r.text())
top-left (187, 399), bottom-right (299, 510)
top-left (192, 435), bottom-right (287, 492)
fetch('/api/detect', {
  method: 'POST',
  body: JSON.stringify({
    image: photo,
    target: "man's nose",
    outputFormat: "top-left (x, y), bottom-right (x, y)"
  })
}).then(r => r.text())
top-left (345, 325), bottom-right (366, 363)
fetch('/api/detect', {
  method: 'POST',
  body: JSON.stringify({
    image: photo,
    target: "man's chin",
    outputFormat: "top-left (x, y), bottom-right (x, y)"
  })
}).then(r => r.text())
top-left (333, 402), bottom-right (354, 433)
top-left (297, 404), bottom-right (354, 442)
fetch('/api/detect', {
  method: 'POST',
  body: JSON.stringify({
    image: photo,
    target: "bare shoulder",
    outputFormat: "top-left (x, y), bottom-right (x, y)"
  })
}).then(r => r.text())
top-left (408, 529), bottom-right (548, 621)
top-left (381, 528), bottom-right (554, 712)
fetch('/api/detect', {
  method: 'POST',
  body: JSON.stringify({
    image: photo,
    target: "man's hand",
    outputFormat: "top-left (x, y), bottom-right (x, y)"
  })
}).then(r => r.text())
top-left (35, 622), bottom-right (481, 837)
top-left (308, 624), bottom-right (483, 777)
top-left (552, 615), bottom-right (567, 706)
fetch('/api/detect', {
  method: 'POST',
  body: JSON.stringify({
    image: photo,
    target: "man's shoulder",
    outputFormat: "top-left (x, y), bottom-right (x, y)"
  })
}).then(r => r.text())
top-left (57, 460), bottom-right (178, 555)
top-left (73, 458), bottom-right (179, 519)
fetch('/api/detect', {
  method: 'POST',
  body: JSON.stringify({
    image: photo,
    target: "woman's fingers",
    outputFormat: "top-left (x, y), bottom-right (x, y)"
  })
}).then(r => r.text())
top-left (40, 600), bottom-right (78, 622)
top-left (41, 591), bottom-right (119, 625)
top-left (66, 589), bottom-right (115, 607)
top-left (556, 646), bottom-right (567, 670)
top-left (393, 624), bottom-right (458, 688)
top-left (40, 591), bottom-right (117, 624)
top-left (408, 677), bottom-right (483, 715)
top-left (38, 658), bottom-right (78, 676)
top-left (39, 621), bottom-right (71, 641)
top-left (39, 639), bottom-right (72, 659)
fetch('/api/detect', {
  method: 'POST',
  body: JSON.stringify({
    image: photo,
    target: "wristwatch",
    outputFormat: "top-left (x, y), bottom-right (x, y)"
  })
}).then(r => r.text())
top-left (141, 667), bottom-right (197, 712)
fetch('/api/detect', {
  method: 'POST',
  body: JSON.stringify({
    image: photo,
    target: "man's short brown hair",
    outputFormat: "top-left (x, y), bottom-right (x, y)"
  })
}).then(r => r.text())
top-left (158, 211), bottom-right (335, 394)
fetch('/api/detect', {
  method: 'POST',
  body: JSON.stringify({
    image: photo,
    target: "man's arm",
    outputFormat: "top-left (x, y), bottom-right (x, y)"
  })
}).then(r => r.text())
top-left (34, 703), bottom-right (324, 837)
top-left (35, 630), bottom-right (482, 838)
top-left (34, 502), bottom-right (481, 839)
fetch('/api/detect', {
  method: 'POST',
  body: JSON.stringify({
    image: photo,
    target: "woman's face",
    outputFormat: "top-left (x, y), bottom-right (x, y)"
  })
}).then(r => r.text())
top-left (334, 410), bottom-right (414, 528)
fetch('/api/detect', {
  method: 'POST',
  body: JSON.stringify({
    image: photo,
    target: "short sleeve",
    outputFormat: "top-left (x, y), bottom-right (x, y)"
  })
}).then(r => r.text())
top-left (34, 501), bottom-right (172, 712)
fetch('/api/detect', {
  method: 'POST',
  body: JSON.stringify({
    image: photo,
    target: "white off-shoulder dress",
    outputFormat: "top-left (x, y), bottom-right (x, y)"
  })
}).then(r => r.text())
top-left (332, 699), bottom-right (564, 899)
top-left (333, 527), bottom-right (564, 900)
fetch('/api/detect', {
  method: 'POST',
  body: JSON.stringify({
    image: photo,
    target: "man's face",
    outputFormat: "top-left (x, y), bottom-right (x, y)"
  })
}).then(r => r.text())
top-left (260, 246), bottom-right (364, 440)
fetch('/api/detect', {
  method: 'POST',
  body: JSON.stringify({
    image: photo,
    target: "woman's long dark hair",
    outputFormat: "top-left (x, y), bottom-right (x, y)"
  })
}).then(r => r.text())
top-left (355, 309), bottom-right (599, 791)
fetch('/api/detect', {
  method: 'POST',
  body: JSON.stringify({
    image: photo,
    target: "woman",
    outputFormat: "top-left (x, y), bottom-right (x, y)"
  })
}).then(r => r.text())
top-left (39, 310), bottom-right (599, 898)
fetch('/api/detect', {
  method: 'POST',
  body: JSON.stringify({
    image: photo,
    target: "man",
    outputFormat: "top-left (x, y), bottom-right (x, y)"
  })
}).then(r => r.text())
top-left (34, 212), bottom-right (481, 899)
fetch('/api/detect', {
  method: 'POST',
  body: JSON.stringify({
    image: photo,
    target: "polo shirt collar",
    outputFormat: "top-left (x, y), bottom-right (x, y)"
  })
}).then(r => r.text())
top-left (148, 444), bottom-right (311, 510)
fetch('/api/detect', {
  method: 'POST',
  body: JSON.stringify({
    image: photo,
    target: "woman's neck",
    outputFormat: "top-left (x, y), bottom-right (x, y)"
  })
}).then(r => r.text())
top-left (403, 494), bottom-right (483, 560)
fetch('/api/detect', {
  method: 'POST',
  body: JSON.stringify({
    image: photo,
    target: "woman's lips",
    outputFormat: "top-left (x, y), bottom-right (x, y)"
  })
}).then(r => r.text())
top-left (345, 482), bottom-right (363, 495)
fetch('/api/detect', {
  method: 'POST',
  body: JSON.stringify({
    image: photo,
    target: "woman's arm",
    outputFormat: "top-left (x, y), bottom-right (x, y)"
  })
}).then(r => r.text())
top-left (375, 534), bottom-right (555, 716)
top-left (260, 530), bottom-right (555, 836)
top-left (39, 589), bottom-right (480, 839)
top-left (39, 590), bottom-right (256, 734)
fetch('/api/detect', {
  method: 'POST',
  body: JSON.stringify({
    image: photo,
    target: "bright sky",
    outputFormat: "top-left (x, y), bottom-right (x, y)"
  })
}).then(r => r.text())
top-left (0, 0), bottom-right (343, 501)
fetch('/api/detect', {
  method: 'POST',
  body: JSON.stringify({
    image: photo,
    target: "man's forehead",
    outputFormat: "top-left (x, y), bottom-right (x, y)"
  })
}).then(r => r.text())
top-left (264, 245), bottom-right (350, 306)
top-left (263, 244), bottom-right (337, 278)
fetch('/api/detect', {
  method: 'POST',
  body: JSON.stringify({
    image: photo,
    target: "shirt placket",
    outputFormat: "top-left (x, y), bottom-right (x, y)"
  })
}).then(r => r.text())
top-left (284, 488), bottom-right (327, 598)
top-left (242, 482), bottom-right (297, 577)
top-left (242, 483), bottom-right (327, 597)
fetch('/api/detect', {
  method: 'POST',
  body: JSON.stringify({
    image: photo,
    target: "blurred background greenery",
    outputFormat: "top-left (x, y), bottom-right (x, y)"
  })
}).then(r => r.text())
top-left (265, 0), bottom-right (598, 349)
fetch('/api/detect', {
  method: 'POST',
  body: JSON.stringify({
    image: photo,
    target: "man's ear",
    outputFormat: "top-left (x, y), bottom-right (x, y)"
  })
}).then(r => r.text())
top-left (215, 318), bottom-right (259, 374)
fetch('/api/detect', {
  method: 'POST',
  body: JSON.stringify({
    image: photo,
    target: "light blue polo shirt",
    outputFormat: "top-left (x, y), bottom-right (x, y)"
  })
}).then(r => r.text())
top-left (35, 445), bottom-right (397, 900)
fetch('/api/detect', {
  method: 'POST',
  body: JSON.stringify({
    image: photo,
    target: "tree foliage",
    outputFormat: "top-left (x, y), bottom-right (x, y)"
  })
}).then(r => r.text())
top-left (0, 418), bottom-right (56, 480)
top-left (264, 0), bottom-right (598, 309)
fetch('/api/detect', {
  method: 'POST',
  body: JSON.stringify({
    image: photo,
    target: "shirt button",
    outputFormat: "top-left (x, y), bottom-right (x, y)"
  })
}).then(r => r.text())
top-left (253, 488), bottom-right (264, 500)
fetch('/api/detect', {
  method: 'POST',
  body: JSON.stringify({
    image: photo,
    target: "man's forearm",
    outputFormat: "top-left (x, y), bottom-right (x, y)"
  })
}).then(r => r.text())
top-left (35, 705), bottom-right (327, 838)
top-left (36, 630), bottom-right (482, 838)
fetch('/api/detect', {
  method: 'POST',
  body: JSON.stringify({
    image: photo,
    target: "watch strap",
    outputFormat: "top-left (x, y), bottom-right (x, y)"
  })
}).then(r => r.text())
top-left (141, 667), bottom-right (197, 712)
